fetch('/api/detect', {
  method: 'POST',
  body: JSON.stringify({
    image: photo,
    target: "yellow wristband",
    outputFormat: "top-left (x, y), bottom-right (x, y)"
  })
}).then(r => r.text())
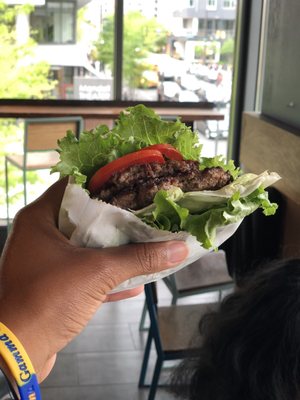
top-left (0, 322), bottom-right (41, 400)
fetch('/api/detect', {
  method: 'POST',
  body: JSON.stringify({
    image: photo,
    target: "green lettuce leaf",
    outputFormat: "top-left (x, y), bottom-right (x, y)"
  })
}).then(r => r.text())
top-left (113, 104), bottom-right (202, 160)
top-left (141, 185), bottom-right (279, 250)
top-left (200, 155), bottom-right (240, 180)
top-left (135, 171), bottom-right (281, 215)
top-left (51, 104), bottom-right (206, 185)
top-left (151, 190), bottom-right (189, 232)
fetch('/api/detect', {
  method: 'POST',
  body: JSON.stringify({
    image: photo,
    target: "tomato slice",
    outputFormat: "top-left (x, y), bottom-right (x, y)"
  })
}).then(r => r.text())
top-left (141, 144), bottom-right (183, 161)
top-left (88, 149), bottom-right (165, 194)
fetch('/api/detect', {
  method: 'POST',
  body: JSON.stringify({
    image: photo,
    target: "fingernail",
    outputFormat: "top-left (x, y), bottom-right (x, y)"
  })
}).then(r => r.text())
top-left (167, 241), bottom-right (188, 265)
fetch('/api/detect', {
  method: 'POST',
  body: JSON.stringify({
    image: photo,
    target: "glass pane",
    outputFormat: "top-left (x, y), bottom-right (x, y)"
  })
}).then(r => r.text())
top-left (48, 2), bottom-right (62, 43)
top-left (29, 1), bottom-right (115, 100)
top-left (31, 8), bottom-right (48, 43)
top-left (0, 1), bottom-right (114, 220)
top-left (30, 1), bottom-right (75, 44)
top-left (62, 2), bottom-right (75, 43)
top-left (121, 0), bottom-right (237, 158)
top-left (72, 0), bottom-right (115, 100)
top-left (1, 1), bottom-right (116, 101)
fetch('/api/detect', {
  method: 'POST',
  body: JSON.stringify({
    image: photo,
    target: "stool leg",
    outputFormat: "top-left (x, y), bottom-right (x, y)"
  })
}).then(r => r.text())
top-left (139, 300), bottom-right (148, 331)
top-left (138, 330), bottom-right (152, 387)
top-left (148, 357), bottom-right (163, 400)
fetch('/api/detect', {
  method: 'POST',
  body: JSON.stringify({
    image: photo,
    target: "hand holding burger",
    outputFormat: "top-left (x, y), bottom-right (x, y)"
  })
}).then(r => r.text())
top-left (0, 178), bottom-right (188, 383)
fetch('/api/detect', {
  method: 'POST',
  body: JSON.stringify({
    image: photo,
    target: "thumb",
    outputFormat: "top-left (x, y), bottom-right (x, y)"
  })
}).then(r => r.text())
top-left (78, 240), bottom-right (189, 295)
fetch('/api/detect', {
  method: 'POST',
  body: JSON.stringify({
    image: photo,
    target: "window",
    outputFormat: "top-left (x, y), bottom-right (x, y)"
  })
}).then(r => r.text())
top-left (183, 18), bottom-right (190, 28)
top-left (206, 0), bottom-right (217, 11)
top-left (0, 0), bottom-right (239, 220)
top-left (223, 0), bottom-right (236, 8)
top-left (3, 0), bottom-right (237, 108)
top-left (207, 19), bottom-right (215, 30)
top-left (224, 20), bottom-right (235, 31)
top-left (31, 0), bottom-right (76, 44)
top-left (198, 18), bottom-right (205, 30)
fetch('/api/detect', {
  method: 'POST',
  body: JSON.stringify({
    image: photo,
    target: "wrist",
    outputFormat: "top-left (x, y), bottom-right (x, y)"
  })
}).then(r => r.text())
top-left (0, 322), bottom-right (41, 399)
top-left (0, 297), bottom-right (51, 380)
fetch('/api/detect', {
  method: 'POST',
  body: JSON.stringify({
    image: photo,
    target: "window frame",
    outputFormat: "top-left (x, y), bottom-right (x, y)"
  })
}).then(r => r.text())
top-left (206, 0), bottom-right (217, 11)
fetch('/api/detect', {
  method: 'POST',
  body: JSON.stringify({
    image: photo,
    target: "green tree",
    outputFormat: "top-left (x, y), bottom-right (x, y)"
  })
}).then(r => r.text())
top-left (195, 44), bottom-right (205, 59)
top-left (76, 4), bottom-right (95, 43)
top-left (94, 11), bottom-right (167, 88)
top-left (0, 3), bottom-right (54, 98)
top-left (0, 2), bottom-right (56, 214)
top-left (220, 38), bottom-right (234, 65)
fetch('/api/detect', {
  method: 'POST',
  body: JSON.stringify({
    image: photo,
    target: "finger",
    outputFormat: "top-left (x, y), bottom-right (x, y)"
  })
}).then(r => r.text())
top-left (80, 240), bottom-right (189, 294)
top-left (105, 285), bottom-right (144, 302)
top-left (27, 177), bottom-right (68, 224)
top-left (10, 177), bottom-right (70, 247)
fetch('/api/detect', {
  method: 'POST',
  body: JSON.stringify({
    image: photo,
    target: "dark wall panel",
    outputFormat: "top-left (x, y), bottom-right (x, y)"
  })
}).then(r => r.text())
top-left (262, 0), bottom-right (300, 132)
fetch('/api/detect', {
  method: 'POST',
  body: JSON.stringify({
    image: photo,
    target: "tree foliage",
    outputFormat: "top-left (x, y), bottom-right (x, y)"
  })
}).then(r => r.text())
top-left (94, 11), bottom-right (167, 88)
top-left (0, 2), bottom-right (55, 99)
top-left (220, 38), bottom-right (234, 64)
top-left (0, 2), bottom-right (56, 213)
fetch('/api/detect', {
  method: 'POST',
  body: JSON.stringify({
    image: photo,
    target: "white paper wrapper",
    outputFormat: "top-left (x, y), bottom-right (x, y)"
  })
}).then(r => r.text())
top-left (58, 182), bottom-right (242, 292)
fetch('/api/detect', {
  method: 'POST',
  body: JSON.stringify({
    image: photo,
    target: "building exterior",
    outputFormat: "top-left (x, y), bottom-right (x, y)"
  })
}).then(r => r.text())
top-left (172, 0), bottom-right (236, 62)
top-left (173, 0), bottom-right (236, 37)
top-left (124, 0), bottom-right (181, 31)
top-left (6, 0), bottom-right (236, 100)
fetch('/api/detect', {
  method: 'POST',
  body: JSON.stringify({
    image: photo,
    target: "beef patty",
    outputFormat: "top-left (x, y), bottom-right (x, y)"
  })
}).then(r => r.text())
top-left (93, 159), bottom-right (231, 210)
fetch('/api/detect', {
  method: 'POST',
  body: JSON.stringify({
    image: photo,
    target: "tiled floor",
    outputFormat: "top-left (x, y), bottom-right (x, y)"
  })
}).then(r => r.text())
top-left (40, 280), bottom-right (221, 400)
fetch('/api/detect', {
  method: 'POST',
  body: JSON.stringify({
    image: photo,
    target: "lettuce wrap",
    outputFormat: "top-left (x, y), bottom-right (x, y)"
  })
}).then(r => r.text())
top-left (52, 105), bottom-right (281, 291)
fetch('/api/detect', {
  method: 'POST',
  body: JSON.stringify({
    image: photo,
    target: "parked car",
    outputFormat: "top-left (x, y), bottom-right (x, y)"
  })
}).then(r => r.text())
top-left (157, 80), bottom-right (181, 101)
top-left (178, 90), bottom-right (199, 102)
top-left (179, 74), bottom-right (207, 101)
top-left (205, 82), bottom-right (231, 106)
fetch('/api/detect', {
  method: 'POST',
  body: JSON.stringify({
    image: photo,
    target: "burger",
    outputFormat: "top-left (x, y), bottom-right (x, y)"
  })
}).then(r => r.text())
top-left (88, 144), bottom-right (232, 210)
top-left (52, 105), bottom-right (280, 250)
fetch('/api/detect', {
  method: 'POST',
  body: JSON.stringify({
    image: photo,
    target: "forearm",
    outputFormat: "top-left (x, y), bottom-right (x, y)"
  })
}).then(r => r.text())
top-left (0, 301), bottom-right (48, 380)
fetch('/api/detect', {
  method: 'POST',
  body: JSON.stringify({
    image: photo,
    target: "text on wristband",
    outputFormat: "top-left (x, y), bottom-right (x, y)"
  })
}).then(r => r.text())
top-left (0, 333), bottom-right (32, 382)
